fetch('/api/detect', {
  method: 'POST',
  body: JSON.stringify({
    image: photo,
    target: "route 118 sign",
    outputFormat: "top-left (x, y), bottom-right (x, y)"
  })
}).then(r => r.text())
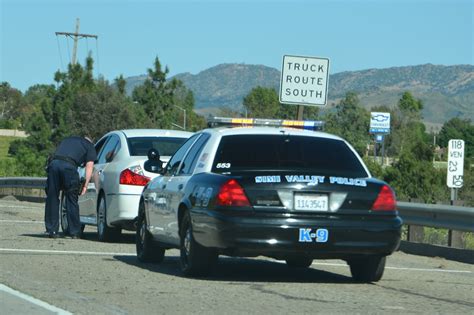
top-left (447, 139), bottom-right (464, 188)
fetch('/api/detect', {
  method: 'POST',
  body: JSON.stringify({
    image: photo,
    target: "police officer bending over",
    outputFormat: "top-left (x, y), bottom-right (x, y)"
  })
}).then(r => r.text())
top-left (45, 136), bottom-right (97, 239)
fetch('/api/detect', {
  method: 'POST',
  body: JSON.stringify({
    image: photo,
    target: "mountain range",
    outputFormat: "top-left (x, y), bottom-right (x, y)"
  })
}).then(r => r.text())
top-left (124, 63), bottom-right (474, 127)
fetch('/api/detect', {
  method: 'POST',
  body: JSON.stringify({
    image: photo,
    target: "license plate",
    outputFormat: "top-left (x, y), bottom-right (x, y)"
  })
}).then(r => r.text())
top-left (294, 194), bottom-right (328, 211)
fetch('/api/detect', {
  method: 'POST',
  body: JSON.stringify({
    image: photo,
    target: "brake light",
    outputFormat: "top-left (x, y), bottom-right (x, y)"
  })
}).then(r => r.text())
top-left (119, 168), bottom-right (150, 186)
top-left (371, 185), bottom-right (396, 211)
top-left (216, 179), bottom-right (251, 207)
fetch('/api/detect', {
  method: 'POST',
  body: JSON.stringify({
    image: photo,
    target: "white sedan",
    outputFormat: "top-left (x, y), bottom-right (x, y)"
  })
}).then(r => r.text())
top-left (62, 129), bottom-right (193, 242)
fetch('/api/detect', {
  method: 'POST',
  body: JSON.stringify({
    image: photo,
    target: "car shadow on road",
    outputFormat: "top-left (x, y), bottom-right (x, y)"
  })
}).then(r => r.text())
top-left (21, 231), bottom-right (136, 243)
top-left (114, 255), bottom-right (355, 284)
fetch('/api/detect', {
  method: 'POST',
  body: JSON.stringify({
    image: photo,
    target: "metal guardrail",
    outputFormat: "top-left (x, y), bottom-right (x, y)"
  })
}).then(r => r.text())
top-left (0, 177), bottom-right (46, 189)
top-left (397, 201), bottom-right (474, 232)
top-left (0, 177), bottom-right (473, 232)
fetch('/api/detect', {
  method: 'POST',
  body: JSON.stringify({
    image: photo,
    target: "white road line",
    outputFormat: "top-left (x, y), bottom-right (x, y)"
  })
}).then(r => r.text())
top-left (311, 261), bottom-right (472, 274)
top-left (0, 283), bottom-right (72, 315)
top-left (0, 205), bottom-right (41, 209)
top-left (1, 248), bottom-right (472, 274)
top-left (0, 248), bottom-right (135, 256)
top-left (0, 220), bottom-right (43, 224)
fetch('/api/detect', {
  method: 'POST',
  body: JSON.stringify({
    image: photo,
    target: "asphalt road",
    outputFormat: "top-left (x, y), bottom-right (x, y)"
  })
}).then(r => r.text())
top-left (1, 197), bottom-right (473, 314)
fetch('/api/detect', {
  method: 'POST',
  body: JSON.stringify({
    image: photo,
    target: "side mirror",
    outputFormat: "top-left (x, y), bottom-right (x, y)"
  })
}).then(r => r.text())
top-left (144, 148), bottom-right (163, 173)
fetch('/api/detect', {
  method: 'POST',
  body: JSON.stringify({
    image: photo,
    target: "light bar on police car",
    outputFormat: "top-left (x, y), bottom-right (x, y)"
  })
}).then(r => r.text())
top-left (208, 117), bottom-right (324, 130)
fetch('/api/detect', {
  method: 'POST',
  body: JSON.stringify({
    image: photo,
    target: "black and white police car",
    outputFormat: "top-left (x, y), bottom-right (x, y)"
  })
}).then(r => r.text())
top-left (137, 117), bottom-right (402, 282)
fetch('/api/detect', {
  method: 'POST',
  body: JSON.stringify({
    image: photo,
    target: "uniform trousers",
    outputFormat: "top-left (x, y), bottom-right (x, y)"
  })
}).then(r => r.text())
top-left (45, 159), bottom-right (81, 236)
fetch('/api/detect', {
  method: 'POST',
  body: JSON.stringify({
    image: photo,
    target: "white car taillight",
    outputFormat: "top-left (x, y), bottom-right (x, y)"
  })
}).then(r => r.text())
top-left (119, 165), bottom-right (150, 186)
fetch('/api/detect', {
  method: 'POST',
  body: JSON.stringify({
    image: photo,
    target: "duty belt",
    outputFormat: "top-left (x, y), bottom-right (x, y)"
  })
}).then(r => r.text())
top-left (53, 155), bottom-right (78, 167)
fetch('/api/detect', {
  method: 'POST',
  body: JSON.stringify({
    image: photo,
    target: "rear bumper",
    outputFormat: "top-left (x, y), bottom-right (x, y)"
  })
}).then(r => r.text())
top-left (107, 192), bottom-right (141, 229)
top-left (191, 210), bottom-right (402, 259)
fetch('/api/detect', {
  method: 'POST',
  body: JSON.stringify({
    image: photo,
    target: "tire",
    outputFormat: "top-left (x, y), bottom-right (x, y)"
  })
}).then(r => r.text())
top-left (136, 201), bottom-right (165, 263)
top-left (348, 256), bottom-right (386, 283)
top-left (97, 195), bottom-right (122, 242)
top-left (285, 257), bottom-right (313, 268)
top-left (180, 211), bottom-right (217, 277)
top-left (60, 192), bottom-right (85, 235)
top-left (60, 192), bottom-right (69, 235)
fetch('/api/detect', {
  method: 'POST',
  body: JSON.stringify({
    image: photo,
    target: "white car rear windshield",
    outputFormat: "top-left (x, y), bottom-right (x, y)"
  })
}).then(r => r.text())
top-left (127, 137), bottom-right (187, 156)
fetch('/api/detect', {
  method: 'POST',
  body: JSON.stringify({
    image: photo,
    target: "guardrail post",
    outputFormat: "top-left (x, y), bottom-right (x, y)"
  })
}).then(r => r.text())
top-left (407, 198), bottom-right (425, 243)
top-left (407, 225), bottom-right (424, 243)
top-left (448, 199), bottom-right (465, 248)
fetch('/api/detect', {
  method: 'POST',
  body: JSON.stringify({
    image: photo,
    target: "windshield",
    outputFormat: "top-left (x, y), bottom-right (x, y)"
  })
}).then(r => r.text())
top-left (212, 135), bottom-right (368, 178)
top-left (127, 137), bottom-right (187, 156)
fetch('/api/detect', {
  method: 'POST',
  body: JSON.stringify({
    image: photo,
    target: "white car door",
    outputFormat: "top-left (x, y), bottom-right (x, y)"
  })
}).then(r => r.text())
top-left (79, 136), bottom-right (109, 222)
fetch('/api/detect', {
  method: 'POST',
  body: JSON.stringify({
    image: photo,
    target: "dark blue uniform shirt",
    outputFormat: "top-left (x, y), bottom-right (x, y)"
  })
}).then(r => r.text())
top-left (54, 136), bottom-right (97, 166)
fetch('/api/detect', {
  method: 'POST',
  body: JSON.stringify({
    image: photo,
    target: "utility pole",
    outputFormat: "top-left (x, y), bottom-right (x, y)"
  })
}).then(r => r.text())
top-left (55, 18), bottom-right (98, 65)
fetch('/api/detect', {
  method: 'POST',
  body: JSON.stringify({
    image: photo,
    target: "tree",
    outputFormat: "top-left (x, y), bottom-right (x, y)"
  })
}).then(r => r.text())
top-left (132, 57), bottom-right (177, 127)
top-left (438, 118), bottom-right (474, 160)
top-left (242, 86), bottom-right (320, 120)
top-left (324, 91), bottom-right (370, 156)
top-left (384, 152), bottom-right (448, 203)
top-left (388, 91), bottom-right (430, 158)
top-left (0, 82), bottom-right (25, 129)
top-left (243, 86), bottom-right (280, 118)
top-left (172, 81), bottom-right (206, 131)
top-left (115, 75), bottom-right (127, 96)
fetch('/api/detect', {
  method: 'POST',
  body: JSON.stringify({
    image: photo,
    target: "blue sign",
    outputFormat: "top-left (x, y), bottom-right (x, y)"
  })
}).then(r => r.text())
top-left (375, 134), bottom-right (384, 143)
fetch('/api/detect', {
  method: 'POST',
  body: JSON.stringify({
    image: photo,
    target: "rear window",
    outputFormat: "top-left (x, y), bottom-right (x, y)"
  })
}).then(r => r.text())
top-left (127, 137), bottom-right (187, 156)
top-left (212, 135), bottom-right (368, 177)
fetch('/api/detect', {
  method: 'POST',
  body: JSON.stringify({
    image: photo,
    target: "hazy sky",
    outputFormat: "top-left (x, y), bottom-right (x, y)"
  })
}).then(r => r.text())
top-left (1, 0), bottom-right (473, 91)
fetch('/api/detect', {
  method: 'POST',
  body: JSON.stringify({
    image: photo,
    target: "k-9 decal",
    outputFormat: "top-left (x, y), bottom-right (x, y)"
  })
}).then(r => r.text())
top-left (298, 228), bottom-right (329, 243)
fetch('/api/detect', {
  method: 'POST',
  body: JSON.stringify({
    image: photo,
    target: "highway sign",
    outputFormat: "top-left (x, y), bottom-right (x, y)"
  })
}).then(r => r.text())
top-left (447, 139), bottom-right (464, 188)
top-left (370, 112), bottom-right (391, 134)
top-left (279, 55), bottom-right (330, 106)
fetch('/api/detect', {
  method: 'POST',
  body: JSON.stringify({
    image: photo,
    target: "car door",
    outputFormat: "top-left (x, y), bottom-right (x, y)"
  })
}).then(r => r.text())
top-left (165, 133), bottom-right (210, 238)
top-left (79, 136), bottom-right (109, 221)
top-left (149, 134), bottom-right (200, 242)
top-left (90, 135), bottom-right (121, 215)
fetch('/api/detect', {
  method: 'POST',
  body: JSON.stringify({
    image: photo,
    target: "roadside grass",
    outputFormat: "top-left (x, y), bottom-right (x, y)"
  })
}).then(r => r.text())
top-left (0, 136), bottom-right (18, 162)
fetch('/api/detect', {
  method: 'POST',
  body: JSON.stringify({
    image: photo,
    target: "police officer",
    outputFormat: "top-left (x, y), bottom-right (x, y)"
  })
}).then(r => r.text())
top-left (45, 136), bottom-right (96, 238)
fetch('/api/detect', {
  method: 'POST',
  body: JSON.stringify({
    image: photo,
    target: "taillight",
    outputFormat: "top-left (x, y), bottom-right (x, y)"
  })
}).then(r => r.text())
top-left (216, 179), bottom-right (251, 207)
top-left (371, 185), bottom-right (396, 211)
top-left (119, 168), bottom-right (150, 186)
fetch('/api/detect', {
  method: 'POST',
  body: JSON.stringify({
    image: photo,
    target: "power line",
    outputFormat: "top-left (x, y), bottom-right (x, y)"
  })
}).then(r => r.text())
top-left (55, 35), bottom-right (64, 71)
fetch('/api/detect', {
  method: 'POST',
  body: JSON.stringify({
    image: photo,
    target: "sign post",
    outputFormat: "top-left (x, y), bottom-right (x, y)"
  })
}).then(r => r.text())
top-left (369, 112), bottom-right (391, 165)
top-left (279, 55), bottom-right (330, 120)
top-left (446, 139), bottom-right (464, 246)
